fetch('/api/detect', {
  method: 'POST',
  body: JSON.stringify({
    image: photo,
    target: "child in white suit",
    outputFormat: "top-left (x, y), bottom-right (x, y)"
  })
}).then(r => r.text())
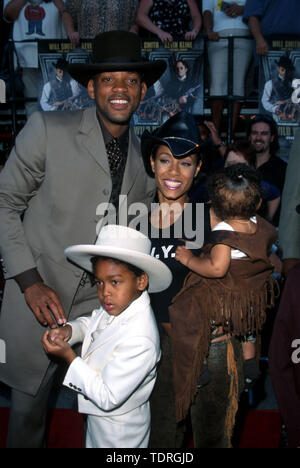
top-left (42, 225), bottom-right (172, 448)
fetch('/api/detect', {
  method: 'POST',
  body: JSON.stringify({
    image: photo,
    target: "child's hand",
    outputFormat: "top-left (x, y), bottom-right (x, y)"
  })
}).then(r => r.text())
top-left (175, 245), bottom-right (194, 267)
top-left (42, 330), bottom-right (76, 364)
top-left (47, 325), bottom-right (72, 343)
top-left (269, 252), bottom-right (282, 275)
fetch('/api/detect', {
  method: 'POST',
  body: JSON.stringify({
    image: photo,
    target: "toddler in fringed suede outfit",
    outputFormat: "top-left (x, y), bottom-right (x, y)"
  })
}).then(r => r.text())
top-left (170, 164), bottom-right (279, 446)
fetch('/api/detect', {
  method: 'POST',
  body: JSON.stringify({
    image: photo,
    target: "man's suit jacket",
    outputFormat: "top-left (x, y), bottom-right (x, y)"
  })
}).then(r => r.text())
top-left (269, 264), bottom-right (300, 448)
top-left (0, 107), bottom-right (156, 395)
top-left (63, 292), bottom-right (160, 447)
top-left (278, 128), bottom-right (300, 260)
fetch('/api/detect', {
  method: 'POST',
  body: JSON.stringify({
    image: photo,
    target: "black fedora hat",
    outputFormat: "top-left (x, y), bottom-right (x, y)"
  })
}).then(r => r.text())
top-left (276, 54), bottom-right (295, 71)
top-left (52, 57), bottom-right (69, 70)
top-left (141, 112), bottom-right (205, 177)
top-left (68, 30), bottom-right (167, 88)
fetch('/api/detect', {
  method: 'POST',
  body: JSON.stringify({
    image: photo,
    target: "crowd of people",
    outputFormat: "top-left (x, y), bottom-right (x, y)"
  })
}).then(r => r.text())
top-left (0, 0), bottom-right (300, 450)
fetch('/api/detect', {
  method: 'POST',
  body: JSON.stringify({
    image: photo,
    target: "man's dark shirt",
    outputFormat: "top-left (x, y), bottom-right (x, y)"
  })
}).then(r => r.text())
top-left (257, 154), bottom-right (287, 194)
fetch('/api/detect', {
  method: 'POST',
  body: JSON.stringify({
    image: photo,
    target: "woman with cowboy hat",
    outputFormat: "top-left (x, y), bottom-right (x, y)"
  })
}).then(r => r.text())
top-left (141, 112), bottom-right (245, 448)
top-left (141, 111), bottom-right (211, 447)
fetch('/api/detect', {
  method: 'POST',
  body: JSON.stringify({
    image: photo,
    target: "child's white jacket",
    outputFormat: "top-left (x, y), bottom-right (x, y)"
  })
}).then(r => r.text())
top-left (63, 291), bottom-right (160, 420)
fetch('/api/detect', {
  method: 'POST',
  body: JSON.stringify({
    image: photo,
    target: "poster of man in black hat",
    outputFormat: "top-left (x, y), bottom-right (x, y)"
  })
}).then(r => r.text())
top-left (39, 57), bottom-right (81, 111)
top-left (259, 38), bottom-right (300, 160)
top-left (261, 54), bottom-right (297, 122)
top-left (38, 40), bottom-right (94, 112)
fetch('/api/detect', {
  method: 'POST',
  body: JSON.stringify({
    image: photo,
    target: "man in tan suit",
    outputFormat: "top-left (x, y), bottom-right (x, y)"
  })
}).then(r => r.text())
top-left (0, 30), bottom-right (166, 448)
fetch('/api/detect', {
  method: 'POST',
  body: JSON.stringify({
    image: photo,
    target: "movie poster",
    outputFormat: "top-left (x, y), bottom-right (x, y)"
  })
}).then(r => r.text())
top-left (259, 37), bottom-right (300, 161)
top-left (38, 39), bottom-right (94, 112)
top-left (134, 38), bottom-right (204, 137)
top-left (37, 38), bottom-right (204, 135)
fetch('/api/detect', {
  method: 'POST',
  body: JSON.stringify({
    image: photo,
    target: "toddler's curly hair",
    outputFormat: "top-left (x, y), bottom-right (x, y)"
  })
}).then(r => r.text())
top-left (207, 164), bottom-right (262, 221)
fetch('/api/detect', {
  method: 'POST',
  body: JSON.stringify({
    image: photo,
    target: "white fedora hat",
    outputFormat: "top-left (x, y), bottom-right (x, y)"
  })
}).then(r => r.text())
top-left (65, 225), bottom-right (172, 293)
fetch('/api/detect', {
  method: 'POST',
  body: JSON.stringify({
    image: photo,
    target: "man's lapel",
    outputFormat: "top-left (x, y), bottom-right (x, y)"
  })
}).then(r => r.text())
top-left (121, 130), bottom-right (140, 196)
top-left (76, 107), bottom-right (110, 176)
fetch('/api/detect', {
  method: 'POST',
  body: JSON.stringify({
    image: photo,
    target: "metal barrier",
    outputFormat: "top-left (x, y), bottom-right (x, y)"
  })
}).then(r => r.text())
top-left (205, 34), bottom-right (257, 142)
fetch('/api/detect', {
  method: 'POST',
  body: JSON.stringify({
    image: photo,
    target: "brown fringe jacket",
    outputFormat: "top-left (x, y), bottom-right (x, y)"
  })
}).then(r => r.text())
top-left (169, 215), bottom-right (278, 422)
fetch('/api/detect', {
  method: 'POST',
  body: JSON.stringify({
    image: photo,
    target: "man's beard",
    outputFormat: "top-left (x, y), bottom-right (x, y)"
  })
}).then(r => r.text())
top-left (254, 142), bottom-right (269, 154)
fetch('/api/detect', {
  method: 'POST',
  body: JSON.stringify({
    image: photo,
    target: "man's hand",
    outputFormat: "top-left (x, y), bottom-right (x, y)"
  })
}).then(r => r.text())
top-left (256, 37), bottom-right (269, 56)
top-left (42, 330), bottom-right (76, 364)
top-left (24, 282), bottom-right (66, 328)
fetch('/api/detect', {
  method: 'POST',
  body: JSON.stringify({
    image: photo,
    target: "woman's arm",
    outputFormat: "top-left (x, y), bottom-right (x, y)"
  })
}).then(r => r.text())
top-left (61, 11), bottom-right (80, 45)
top-left (203, 9), bottom-right (219, 41)
top-left (53, 0), bottom-right (79, 46)
top-left (204, 120), bottom-right (227, 157)
top-left (185, 0), bottom-right (202, 40)
top-left (136, 0), bottom-right (173, 43)
top-left (266, 197), bottom-right (280, 223)
top-left (53, 0), bottom-right (65, 14)
top-left (176, 243), bottom-right (231, 278)
top-left (248, 15), bottom-right (269, 56)
top-left (4, 0), bottom-right (27, 22)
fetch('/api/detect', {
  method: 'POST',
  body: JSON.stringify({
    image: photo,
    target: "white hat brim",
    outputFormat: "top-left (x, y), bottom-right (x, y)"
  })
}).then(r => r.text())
top-left (65, 245), bottom-right (172, 293)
